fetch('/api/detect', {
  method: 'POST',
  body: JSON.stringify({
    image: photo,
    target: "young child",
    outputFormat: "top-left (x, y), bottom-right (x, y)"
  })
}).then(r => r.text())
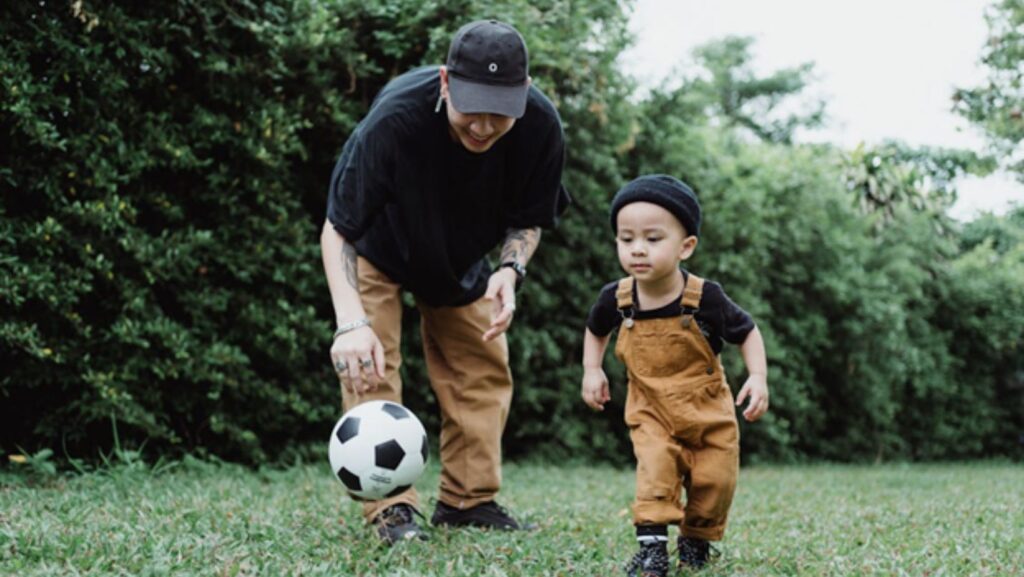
top-left (581, 175), bottom-right (769, 575)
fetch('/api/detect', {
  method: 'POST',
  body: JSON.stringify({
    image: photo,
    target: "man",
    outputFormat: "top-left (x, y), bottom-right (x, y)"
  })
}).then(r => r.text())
top-left (321, 20), bottom-right (569, 544)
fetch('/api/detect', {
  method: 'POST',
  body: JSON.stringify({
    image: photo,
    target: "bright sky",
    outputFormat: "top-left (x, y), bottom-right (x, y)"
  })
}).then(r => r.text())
top-left (620, 0), bottom-right (1023, 220)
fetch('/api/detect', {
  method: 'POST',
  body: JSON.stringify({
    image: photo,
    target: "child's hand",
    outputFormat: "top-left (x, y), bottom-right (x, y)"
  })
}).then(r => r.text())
top-left (735, 373), bottom-right (769, 422)
top-left (581, 367), bottom-right (611, 411)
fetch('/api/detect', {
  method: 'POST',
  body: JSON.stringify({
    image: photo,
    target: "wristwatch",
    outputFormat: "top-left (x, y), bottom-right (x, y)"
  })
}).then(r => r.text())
top-left (498, 261), bottom-right (526, 288)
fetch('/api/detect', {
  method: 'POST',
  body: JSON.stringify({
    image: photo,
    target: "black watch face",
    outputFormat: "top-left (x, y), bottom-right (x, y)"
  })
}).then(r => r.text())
top-left (506, 262), bottom-right (525, 277)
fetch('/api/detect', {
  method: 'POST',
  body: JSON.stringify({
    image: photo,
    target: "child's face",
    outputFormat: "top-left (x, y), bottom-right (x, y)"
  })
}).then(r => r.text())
top-left (616, 202), bottom-right (697, 284)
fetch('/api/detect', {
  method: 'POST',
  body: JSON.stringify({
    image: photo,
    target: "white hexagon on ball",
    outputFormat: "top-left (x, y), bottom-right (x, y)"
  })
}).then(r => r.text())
top-left (328, 400), bottom-right (429, 500)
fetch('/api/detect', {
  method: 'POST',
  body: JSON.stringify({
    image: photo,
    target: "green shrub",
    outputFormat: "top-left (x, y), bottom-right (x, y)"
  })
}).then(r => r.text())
top-left (2, 1), bottom-right (1020, 465)
top-left (0, 0), bottom-right (486, 462)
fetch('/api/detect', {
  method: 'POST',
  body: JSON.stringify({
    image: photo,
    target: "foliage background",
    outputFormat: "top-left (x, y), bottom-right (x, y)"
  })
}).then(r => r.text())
top-left (2, 0), bottom-right (1022, 465)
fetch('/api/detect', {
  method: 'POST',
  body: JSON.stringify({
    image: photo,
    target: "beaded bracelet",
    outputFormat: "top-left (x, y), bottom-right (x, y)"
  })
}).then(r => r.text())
top-left (333, 317), bottom-right (371, 340)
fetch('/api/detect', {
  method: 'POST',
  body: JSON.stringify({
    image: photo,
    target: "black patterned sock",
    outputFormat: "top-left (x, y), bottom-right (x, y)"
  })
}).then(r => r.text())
top-left (636, 524), bottom-right (669, 545)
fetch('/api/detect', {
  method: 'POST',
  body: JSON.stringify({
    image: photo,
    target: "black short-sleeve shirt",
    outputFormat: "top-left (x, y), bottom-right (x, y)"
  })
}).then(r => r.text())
top-left (327, 66), bottom-right (570, 306)
top-left (586, 271), bottom-right (755, 355)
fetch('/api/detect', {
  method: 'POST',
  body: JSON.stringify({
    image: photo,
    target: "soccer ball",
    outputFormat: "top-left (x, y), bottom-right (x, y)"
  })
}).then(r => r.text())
top-left (328, 400), bottom-right (429, 501)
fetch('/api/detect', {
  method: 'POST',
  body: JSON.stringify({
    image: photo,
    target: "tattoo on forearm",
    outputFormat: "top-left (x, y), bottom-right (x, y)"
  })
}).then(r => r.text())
top-left (500, 227), bottom-right (541, 265)
top-left (342, 242), bottom-right (358, 290)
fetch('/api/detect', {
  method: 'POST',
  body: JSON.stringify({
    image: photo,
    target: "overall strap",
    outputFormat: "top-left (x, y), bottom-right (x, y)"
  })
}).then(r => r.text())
top-left (615, 277), bottom-right (634, 310)
top-left (615, 277), bottom-right (636, 328)
top-left (679, 273), bottom-right (705, 328)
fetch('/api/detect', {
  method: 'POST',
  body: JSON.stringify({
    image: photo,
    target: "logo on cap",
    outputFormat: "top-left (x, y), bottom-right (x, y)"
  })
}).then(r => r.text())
top-left (488, 62), bottom-right (498, 73)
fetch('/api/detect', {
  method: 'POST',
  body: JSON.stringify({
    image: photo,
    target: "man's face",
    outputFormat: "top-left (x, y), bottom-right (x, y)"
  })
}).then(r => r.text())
top-left (439, 67), bottom-right (517, 153)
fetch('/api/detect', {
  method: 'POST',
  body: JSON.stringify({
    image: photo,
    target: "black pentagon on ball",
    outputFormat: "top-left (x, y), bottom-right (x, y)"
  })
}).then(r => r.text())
top-left (386, 484), bottom-right (411, 498)
top-left (337, 467), bottom-right (362, 492)
top-left (421, 434), bottom-right (428, 463)
top-left (375, 439), bottom-right (406, 470)
top-left (336, 416), bottom-right (359, 444)
top-left (381, 402), bottom-right (410, 420)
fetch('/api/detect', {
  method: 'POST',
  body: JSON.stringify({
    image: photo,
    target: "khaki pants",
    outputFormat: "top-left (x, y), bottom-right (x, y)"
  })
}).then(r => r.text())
top-left (342, 257), bottom-right (513, 522)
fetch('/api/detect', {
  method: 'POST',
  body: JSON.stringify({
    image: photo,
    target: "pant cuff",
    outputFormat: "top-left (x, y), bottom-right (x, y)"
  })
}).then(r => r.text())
top-left (632, 502), bottom-right (685, 526)
top-left (679, 523), bottom-right (726, 541)
top-left (362, 490), bottom-right (420, 523)
top-left (438, 490), bottom-right (497, 510)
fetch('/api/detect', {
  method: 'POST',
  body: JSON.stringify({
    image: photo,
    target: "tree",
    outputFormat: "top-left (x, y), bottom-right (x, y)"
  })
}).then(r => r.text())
top-left (0, 0), bottom-right (642, 464)
top-left (687, 36), bottom-right (825, 145)
top-left (954, 0), bottom-right (1024, 178)
top-left (3, 2), bottom-right (1020, 465)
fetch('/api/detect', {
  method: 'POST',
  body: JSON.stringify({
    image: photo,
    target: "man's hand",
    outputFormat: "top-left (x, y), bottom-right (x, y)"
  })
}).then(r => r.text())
top-left (482, 267), bottom-right (518, 342)
top-left (330, 325), bottom-right (385, 394)
top-left (735, 373), bottom-right (769, 422)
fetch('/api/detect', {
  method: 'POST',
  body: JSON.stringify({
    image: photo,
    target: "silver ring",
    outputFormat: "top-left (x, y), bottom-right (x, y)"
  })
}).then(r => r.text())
top-left (359, 358), bottom-right (373, 369)
top-left (334, 360), bottom-right (348, 373)
top-left (503, 302), bottom-right (516, 312)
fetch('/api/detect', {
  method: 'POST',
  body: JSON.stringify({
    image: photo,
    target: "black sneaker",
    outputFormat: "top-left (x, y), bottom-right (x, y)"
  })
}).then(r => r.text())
top-left (431, 500), bottom-right (536, 530)
top-left (374, 504), bottom-right (428, 545)
top-left (677, 536), bottom-right (719, 570)
top-left (625, 541), bottom-right (670, 577)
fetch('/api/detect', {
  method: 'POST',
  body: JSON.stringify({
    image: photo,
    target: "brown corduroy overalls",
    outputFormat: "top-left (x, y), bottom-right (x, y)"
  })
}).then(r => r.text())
top-left (614, 274), bottom-right (740, 541)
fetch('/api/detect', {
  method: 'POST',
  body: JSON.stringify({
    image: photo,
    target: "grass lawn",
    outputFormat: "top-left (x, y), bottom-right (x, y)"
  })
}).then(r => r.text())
top-left (1, 459), bottom-right (1021, 576)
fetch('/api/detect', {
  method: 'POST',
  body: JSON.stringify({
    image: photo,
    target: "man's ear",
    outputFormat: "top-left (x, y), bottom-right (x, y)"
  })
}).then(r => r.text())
top-left (439, 66), bottom-right (450, 100)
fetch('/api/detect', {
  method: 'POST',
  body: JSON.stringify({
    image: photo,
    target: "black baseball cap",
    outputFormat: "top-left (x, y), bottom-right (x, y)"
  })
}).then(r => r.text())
top-left (445, 20), bottom-right (529, 119)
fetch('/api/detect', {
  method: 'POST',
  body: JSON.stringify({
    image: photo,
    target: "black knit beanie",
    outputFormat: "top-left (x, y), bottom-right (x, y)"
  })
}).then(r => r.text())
top-left (610, 175), bottom-right (701, 237)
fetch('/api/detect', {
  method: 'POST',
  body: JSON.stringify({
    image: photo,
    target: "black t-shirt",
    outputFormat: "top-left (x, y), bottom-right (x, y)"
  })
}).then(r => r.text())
top-left (586, 271), bottom-right (755, 355)
top-left (326, 66), bottom-right (570, 306)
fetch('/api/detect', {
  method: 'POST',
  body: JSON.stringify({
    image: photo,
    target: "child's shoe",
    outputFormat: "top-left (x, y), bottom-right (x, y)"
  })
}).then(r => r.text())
top-left (677, 536), bottom-right (718, 570)
top-left (624, 541), bottom-right (670, 577)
